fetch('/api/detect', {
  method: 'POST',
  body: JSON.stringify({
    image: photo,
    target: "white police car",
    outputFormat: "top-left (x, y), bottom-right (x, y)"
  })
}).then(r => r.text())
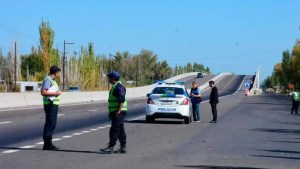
top-left (146, 81), bottom-right (192, 124)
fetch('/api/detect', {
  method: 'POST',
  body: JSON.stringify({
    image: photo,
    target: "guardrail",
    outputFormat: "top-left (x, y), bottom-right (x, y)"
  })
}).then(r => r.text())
top-left (0, 72), bottom-right (230, 109)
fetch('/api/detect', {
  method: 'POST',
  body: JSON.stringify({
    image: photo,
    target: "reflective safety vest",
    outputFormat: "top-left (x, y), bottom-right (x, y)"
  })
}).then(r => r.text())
top-left (293, 92), bottom-right (300, 101)
top-left (42, 76), bottom-right (61, 105)
top-left (108, 81), bottom-right (127, 112)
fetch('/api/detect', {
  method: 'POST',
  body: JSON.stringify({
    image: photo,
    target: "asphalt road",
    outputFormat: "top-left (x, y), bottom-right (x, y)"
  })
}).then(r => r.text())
top-left (1, 75), bottom-right (299, 169)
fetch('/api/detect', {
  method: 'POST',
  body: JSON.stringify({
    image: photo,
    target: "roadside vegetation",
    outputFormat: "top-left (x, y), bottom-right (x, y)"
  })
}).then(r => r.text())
top-left (0, 20), bottom-right (210, 92)
top-left (262, 41), bottom-right (300, 93)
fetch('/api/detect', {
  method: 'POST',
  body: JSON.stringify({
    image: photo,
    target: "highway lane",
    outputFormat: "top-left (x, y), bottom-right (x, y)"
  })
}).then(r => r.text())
top-left (0, 75), bottom-right (242, 147)
top-left (1, 76), bottom-right (299, 168)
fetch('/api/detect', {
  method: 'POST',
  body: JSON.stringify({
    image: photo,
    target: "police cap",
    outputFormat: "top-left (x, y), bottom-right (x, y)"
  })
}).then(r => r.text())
top-left (107, 70), bottom-right (120, 78)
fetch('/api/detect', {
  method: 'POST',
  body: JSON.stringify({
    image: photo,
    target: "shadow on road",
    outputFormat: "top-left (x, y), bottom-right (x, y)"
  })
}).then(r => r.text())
top-left (0, 146), bottom-right (110, 155)
top-left (250, 155), bottom-right (300, 160)
top-left (261, 140), bottom-right (300, 144)
top-left (254, 149), bottom-right (300, 155)
top-left (174, 165), bottom-right (269, 169)
top-left (250, 128), bottom-right (300, 135)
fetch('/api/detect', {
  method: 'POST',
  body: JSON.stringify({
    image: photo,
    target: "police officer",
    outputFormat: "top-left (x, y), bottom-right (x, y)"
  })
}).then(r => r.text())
top-left (209, 80), bottom-right (219, 123)
top-left (41, 65), bottom-right (61, 150)
top-left (100, 70), bottom-right (127, 154)
top-left (291, 87), bottom-right (300, 114)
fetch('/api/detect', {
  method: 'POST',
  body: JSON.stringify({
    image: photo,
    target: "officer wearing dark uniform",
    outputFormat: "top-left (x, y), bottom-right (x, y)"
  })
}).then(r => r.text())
top-left (209, 80), bottom-right (219, 123)
top-left (41, 65), bottom-right (61, 150)
top-left (100, 70), bottom-right (127, 154)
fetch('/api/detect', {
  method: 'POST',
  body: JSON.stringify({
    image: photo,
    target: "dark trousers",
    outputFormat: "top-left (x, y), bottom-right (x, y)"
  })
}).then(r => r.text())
top-left (109, 111), bottom-right (127, 148)
top-left (291, 100), bottom-right (300, 114)
top-left (192, 103), bottom-right (200, 121)
top-left (43, 104), bottom-right (58, 143)
top-left (210, 103), bottom-right (217, 121)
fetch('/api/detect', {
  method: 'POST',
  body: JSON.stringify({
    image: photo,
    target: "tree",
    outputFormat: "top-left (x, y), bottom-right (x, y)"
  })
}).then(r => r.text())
top-left (39, 20), bottom-right (55, 74)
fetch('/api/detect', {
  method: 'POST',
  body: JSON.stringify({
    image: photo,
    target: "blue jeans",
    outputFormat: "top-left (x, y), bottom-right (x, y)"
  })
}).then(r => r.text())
top-left (192, 103), bottom-right (200, 121)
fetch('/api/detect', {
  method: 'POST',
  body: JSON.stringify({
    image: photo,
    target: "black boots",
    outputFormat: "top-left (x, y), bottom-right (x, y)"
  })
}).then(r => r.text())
top-left (43, 141), bottom-right (59, 151)
top-left (114, 147), bottom-right (127, 154)
top-left (100, 146), bottom-right (114, 153)
top-left (100, 146), bottom-right (127, 154)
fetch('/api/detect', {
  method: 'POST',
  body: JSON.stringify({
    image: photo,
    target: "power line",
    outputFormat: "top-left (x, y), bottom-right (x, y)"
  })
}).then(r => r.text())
top-left (166, 48), bottom-right (288, 62)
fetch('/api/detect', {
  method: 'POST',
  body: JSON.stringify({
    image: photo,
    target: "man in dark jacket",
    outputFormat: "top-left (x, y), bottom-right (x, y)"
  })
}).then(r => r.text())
top-left (209, 80), bottom-right (219, 123)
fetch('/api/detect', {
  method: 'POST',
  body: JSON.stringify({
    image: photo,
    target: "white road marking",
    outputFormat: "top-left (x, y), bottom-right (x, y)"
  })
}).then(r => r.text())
top-left (81, 130), bottom-right (91, 133)
top-left (36, 142), bottom-right (44, 145)
top-left (62, 135), bottom-right (73, 138)
top-left (0, 121), bottom-right (12, 125)
top-left (19, 145), bottom-right (36, 149)
top-left (129, 115), bottom-right (145, 121)
top-left (57, 114), bottom-right (64, 117)
top-left (73, 133), bottom-right (83, 135)
top-left (52, 138), bottom-right (61, 141)
top-left (1, 150), bottom-right (19, 154)
top-left (88, 109), bottom-right (98, 112)
top-left (90, 129), bottom-right (99, 131)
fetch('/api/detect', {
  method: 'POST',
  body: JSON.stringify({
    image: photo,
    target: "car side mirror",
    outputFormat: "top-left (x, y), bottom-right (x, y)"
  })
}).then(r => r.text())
top-left (146, 93), bottom-right (151, 97)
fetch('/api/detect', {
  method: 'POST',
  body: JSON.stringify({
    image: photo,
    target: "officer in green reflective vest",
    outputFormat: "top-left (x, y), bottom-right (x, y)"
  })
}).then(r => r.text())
top-left (291, 87), bottom-right (300, 114)
top-left (41, 65), bottom-right (61, 150)
top-left (100, 70), bottom-right (128, 154)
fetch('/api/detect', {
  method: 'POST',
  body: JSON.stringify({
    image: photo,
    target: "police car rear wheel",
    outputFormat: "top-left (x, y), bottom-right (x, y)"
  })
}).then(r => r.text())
top-left (184, 117), bottom-right (190, 124)
top-left (146, 116), bottom-right (155, 123)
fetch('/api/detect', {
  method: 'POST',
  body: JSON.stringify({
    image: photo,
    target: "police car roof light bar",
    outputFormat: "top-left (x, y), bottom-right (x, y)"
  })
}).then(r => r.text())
top-left (156, 80), bottom-right (165, 84)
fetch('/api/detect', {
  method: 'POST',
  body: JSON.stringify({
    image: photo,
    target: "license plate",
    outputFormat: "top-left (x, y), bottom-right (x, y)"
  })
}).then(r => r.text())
top-left (158, 108), bottom-right (176, 112)
top-left (161, 102), bottom-right (173, 105)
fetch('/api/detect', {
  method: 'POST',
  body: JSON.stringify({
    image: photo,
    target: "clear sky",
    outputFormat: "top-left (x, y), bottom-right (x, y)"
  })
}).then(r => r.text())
top-left (0, 0), bottom-right (299, 81)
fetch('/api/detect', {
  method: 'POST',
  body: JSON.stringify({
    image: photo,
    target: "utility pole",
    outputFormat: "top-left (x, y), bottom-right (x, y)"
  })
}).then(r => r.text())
top-left (14, 42), bottom-right (17, 92)
top-left (108, 53), bottom-right (112, 91)
top-left (63, 40), bottom-right (74, 91)
top-left (136, 58), bottom-right (138, 87)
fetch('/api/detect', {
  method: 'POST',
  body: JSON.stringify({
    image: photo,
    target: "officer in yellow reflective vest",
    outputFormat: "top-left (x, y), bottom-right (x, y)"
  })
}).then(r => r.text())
top-left (291, 87), bottom-right (300, 114)
top-left (100, 70), bottom-right (128, 154)
top-left (41, 65), bottom-right (61, 150)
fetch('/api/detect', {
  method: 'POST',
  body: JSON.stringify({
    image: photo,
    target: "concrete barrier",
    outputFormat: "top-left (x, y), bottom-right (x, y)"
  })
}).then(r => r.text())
top-left (0, 72), bottom-right (230, 109)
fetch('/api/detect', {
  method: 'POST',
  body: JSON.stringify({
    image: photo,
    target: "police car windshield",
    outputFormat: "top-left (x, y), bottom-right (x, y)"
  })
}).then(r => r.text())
top-left (152, 87), bottom-right (184, 95)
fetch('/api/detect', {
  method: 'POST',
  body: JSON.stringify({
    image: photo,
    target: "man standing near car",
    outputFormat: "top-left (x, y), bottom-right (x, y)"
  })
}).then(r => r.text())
top-left (41, 65), bottom-right (61, 150)
top-left (190, 82), bottom-right (202, 122)
top-left (100, 70), bottom-right (127, 154)
top-left (209, 80), bottom-right (219, 123)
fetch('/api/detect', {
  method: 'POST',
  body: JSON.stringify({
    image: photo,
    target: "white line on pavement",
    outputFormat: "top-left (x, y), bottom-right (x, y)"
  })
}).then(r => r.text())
top-left (129, 115), bottom-right (145, 121)
top-left (19, 145), bottom-right (36, 149)
top-left (0, 121), bottom-right (12, 125)
top-left (1, 150), bottom-right (20, 154)
top-left (73, 133), bottom-right (83, 135)
top-left (62, 135), bottom-right (73, 138)
top-left (88, 109), bottom-right (98, 112)
top-left (52, 138), bottom-right (62, 141)
top-left (36, 142), bottom-right (44, 145)
top-left (57, 114), bottom-right (64, 117)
